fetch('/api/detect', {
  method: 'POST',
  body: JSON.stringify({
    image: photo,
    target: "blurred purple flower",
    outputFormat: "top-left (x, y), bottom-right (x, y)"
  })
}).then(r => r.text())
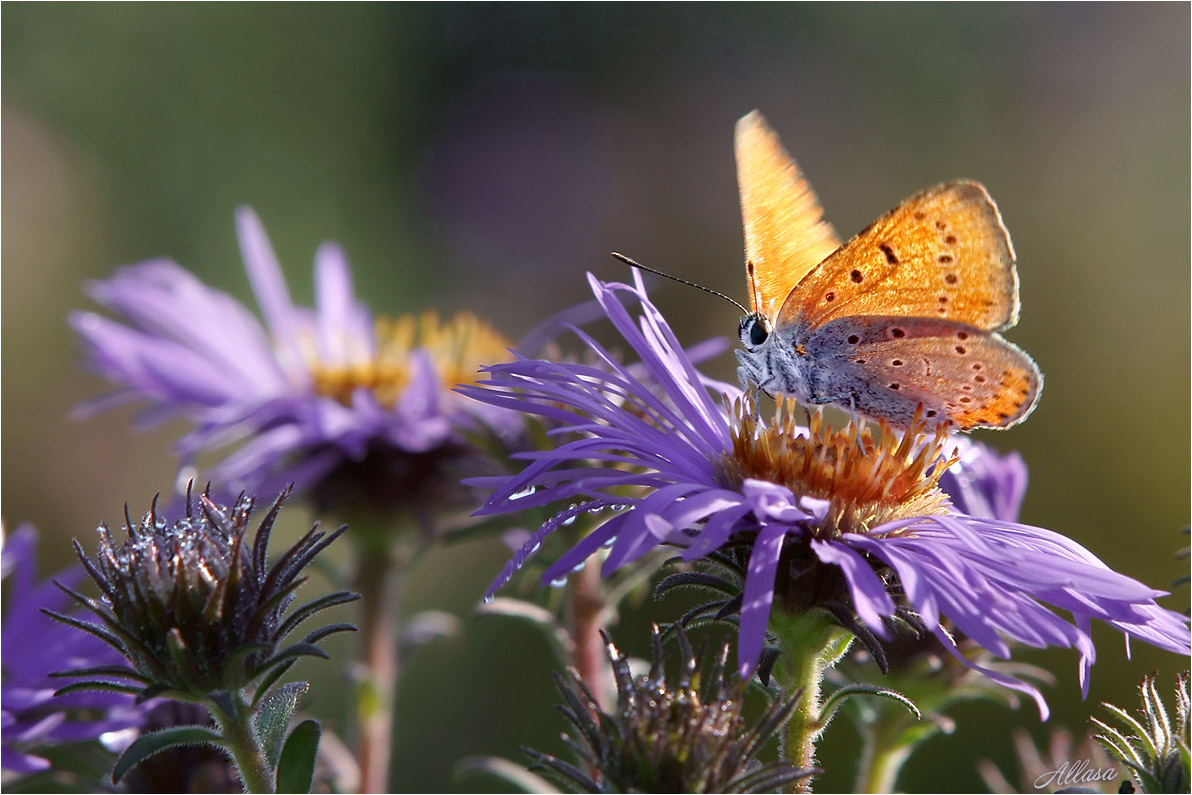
top-left (939, 436), bottom-right (1029, 522)
top-left (1, 525), bottom-right (147, 775)
top-left (70, 208), bottom-right (521, 513)
top-left (461, 273), bottom-right (1191, 720)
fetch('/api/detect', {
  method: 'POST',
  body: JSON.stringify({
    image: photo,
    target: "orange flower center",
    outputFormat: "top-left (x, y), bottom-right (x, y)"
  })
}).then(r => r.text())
top-left (720, 397), bottom-right (956, 537)
top-left (308, 310), bottom-right (513, 409)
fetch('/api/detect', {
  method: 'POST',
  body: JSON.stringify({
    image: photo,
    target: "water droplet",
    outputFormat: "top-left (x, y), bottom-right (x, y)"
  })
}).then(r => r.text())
top-left (483, 594), bottom-right (495, 604)
top-left (571, 561), bottom-right (586, 573)
top-left (509, 486), bottom-right (537, 501)
top-left (549, 576), bottom-right (568, 588)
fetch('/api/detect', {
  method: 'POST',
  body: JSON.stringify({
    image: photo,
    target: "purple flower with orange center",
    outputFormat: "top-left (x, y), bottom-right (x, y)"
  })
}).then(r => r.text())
top-left (461, 273), bottom-right (1191, 721)
top-left (70, 207), bottom-right (519, 517)
top-left (69, 207), bottom-right (526, 792)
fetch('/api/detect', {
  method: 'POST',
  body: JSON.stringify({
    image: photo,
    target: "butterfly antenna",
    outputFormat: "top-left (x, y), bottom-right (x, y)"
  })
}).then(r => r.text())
top-left (611, 252), bottom-right (749, 315)
top-left (746, 259), bottom-right (763, 318)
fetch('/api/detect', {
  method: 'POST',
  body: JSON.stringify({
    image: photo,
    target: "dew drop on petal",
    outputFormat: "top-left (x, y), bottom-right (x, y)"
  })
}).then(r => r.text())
top-left (549, 576), bottom-right (568, 588)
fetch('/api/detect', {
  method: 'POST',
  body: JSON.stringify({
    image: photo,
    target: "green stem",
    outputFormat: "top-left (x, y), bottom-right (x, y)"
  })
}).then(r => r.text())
top-left (853, 723), bottom-right (912, 794)
top-left (770, 610), bottom-right (854, 794)
top-left (352, 527), bottom-right (414, 794)
top-left (209, 696), bottom-right (274, 793)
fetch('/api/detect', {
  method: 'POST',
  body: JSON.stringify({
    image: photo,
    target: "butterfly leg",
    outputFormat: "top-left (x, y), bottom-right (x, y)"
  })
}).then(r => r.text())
top-left (735, 362), bottom-right (763, 419)
top-left (807, 390), bottom-right (866, 449)
top-left (749, 382), bottom-right (762, 419)
top-left (846, 394), bottom-right (866, 451)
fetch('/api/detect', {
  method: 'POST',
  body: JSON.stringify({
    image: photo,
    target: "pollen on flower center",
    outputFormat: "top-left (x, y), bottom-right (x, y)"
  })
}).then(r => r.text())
top-left (721, 397), bottom-right (956, 537)
top-left (309, 310), bottom-right (514, 408)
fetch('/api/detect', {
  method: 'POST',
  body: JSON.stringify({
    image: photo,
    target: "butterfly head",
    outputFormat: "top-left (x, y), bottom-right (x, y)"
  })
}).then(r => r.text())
top-left (735, 311), bottom-right (795, 401)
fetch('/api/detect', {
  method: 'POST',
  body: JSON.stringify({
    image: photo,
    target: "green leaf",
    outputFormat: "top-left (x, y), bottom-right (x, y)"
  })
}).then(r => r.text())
top-left (276, 719), bottom-right (320, 794)
top-left (252, 659), bottom-right (298, 707)
top-left (256, 681), bottom-right (310, 768)
top-left (112, 725), bottom-right (228, 783)
top-left (476, 597), bottom-right (574, 663)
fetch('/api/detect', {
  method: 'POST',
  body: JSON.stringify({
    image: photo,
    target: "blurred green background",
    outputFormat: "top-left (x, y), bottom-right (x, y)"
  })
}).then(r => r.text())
top-left (3, 4), bottom-right (1188, 793)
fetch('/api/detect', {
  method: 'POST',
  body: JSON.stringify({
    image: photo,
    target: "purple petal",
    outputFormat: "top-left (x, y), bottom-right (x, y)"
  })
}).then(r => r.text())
top-left (738, 524), bottom-right (788, 678)
top-left (811, 539), bottom-right (895, 637)
top-left (315, 242), bottom-right (373, 365)
top-left (235, 206), bottom-right (305, 379)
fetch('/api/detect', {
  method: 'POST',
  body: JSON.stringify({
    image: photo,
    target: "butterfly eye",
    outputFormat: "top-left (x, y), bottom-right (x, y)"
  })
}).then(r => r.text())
top-left (740, 316), bottom-right (769, 349)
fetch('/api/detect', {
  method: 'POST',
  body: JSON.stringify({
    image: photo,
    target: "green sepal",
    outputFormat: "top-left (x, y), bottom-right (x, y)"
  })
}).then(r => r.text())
top-left (252, 659), bottom-right (298, 708)
top-left (274, 590), bottom-right (360, 642)
top-left (112, 724), bottom-right (228, 783)
top-left (52, 679), bottom-right (143, 697)
top-left (819, 683), bottom-right (921, 727)
top-left (276, 719), bottom-right (320, 794)
top-left (48, 663), bottom-right (150, 683)
top-left (206, 689), bottom-right (240, 721)
top-left (257, 681), bottom-right (310, 768)
top-left (251, 643), bottom-right (329, 678)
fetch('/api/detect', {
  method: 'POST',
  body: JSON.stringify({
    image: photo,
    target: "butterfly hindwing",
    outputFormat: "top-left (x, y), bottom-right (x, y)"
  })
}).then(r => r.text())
top-left (806, 315), bottom-right (1042, 429)
top-left (735, 111), bottom-right (841, 320)
top-left (776, 181), bottom-right (1020, 336)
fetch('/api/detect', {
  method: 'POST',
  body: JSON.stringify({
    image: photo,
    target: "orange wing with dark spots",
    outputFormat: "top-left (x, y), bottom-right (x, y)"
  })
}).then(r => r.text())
top-left (735, 111), bottom-right (841, 320)
top-left (776, 181), bottom-right (1020, 334)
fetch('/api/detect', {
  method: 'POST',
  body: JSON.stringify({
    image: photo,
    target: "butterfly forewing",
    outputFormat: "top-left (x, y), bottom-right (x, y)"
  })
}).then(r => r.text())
top-left (776, 181), bottom-right (1020, 335)
top-left (809, 315), bottom-right (1042, 429)
top-left (735, 111), bottom-right (841, 319)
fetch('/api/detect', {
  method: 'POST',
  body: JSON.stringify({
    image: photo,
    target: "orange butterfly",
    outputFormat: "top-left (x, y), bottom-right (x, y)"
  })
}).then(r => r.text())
top-left (733, 111), bottom-right (1042, 430)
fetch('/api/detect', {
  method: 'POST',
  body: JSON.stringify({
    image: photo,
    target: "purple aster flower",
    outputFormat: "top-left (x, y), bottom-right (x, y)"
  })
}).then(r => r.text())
top-left (938, 435), bottom-right (1029, 522)
top-left (1, 525), bottom-right (148, 776)
top-left (460, 272), bottom-right (1191, 720)
top-left (70, 207), bottom-right (520, 515)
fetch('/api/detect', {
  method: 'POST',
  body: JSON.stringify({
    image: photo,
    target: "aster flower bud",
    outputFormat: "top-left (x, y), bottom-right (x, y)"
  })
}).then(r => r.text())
top-left (523, 626), bottom-right (815, 793)
top-left (48, 487), bottom-right (357, 703)
top-left (1091, 671), bottom-right (1190, 794)
top-left (45, 487), bottom-right (357, 793)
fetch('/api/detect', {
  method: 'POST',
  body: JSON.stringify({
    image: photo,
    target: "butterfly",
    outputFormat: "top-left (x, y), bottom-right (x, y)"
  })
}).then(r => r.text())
top-left (732, 110), bottom-right (1043, 431)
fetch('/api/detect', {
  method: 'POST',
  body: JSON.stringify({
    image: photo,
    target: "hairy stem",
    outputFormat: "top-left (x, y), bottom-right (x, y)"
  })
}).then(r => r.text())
top-left (771, 610), bottom-right (854, 793)
top-left (210, 696), bottom-right (274, 793)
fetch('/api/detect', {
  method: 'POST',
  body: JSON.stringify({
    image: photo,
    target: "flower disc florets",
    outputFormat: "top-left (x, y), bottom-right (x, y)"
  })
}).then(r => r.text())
top-left (310, 310), bottom-right (513, 409)
top-left (723, 399), bottom-right (955, 538)
top-left (48, 488), bottom-right (358, 702)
